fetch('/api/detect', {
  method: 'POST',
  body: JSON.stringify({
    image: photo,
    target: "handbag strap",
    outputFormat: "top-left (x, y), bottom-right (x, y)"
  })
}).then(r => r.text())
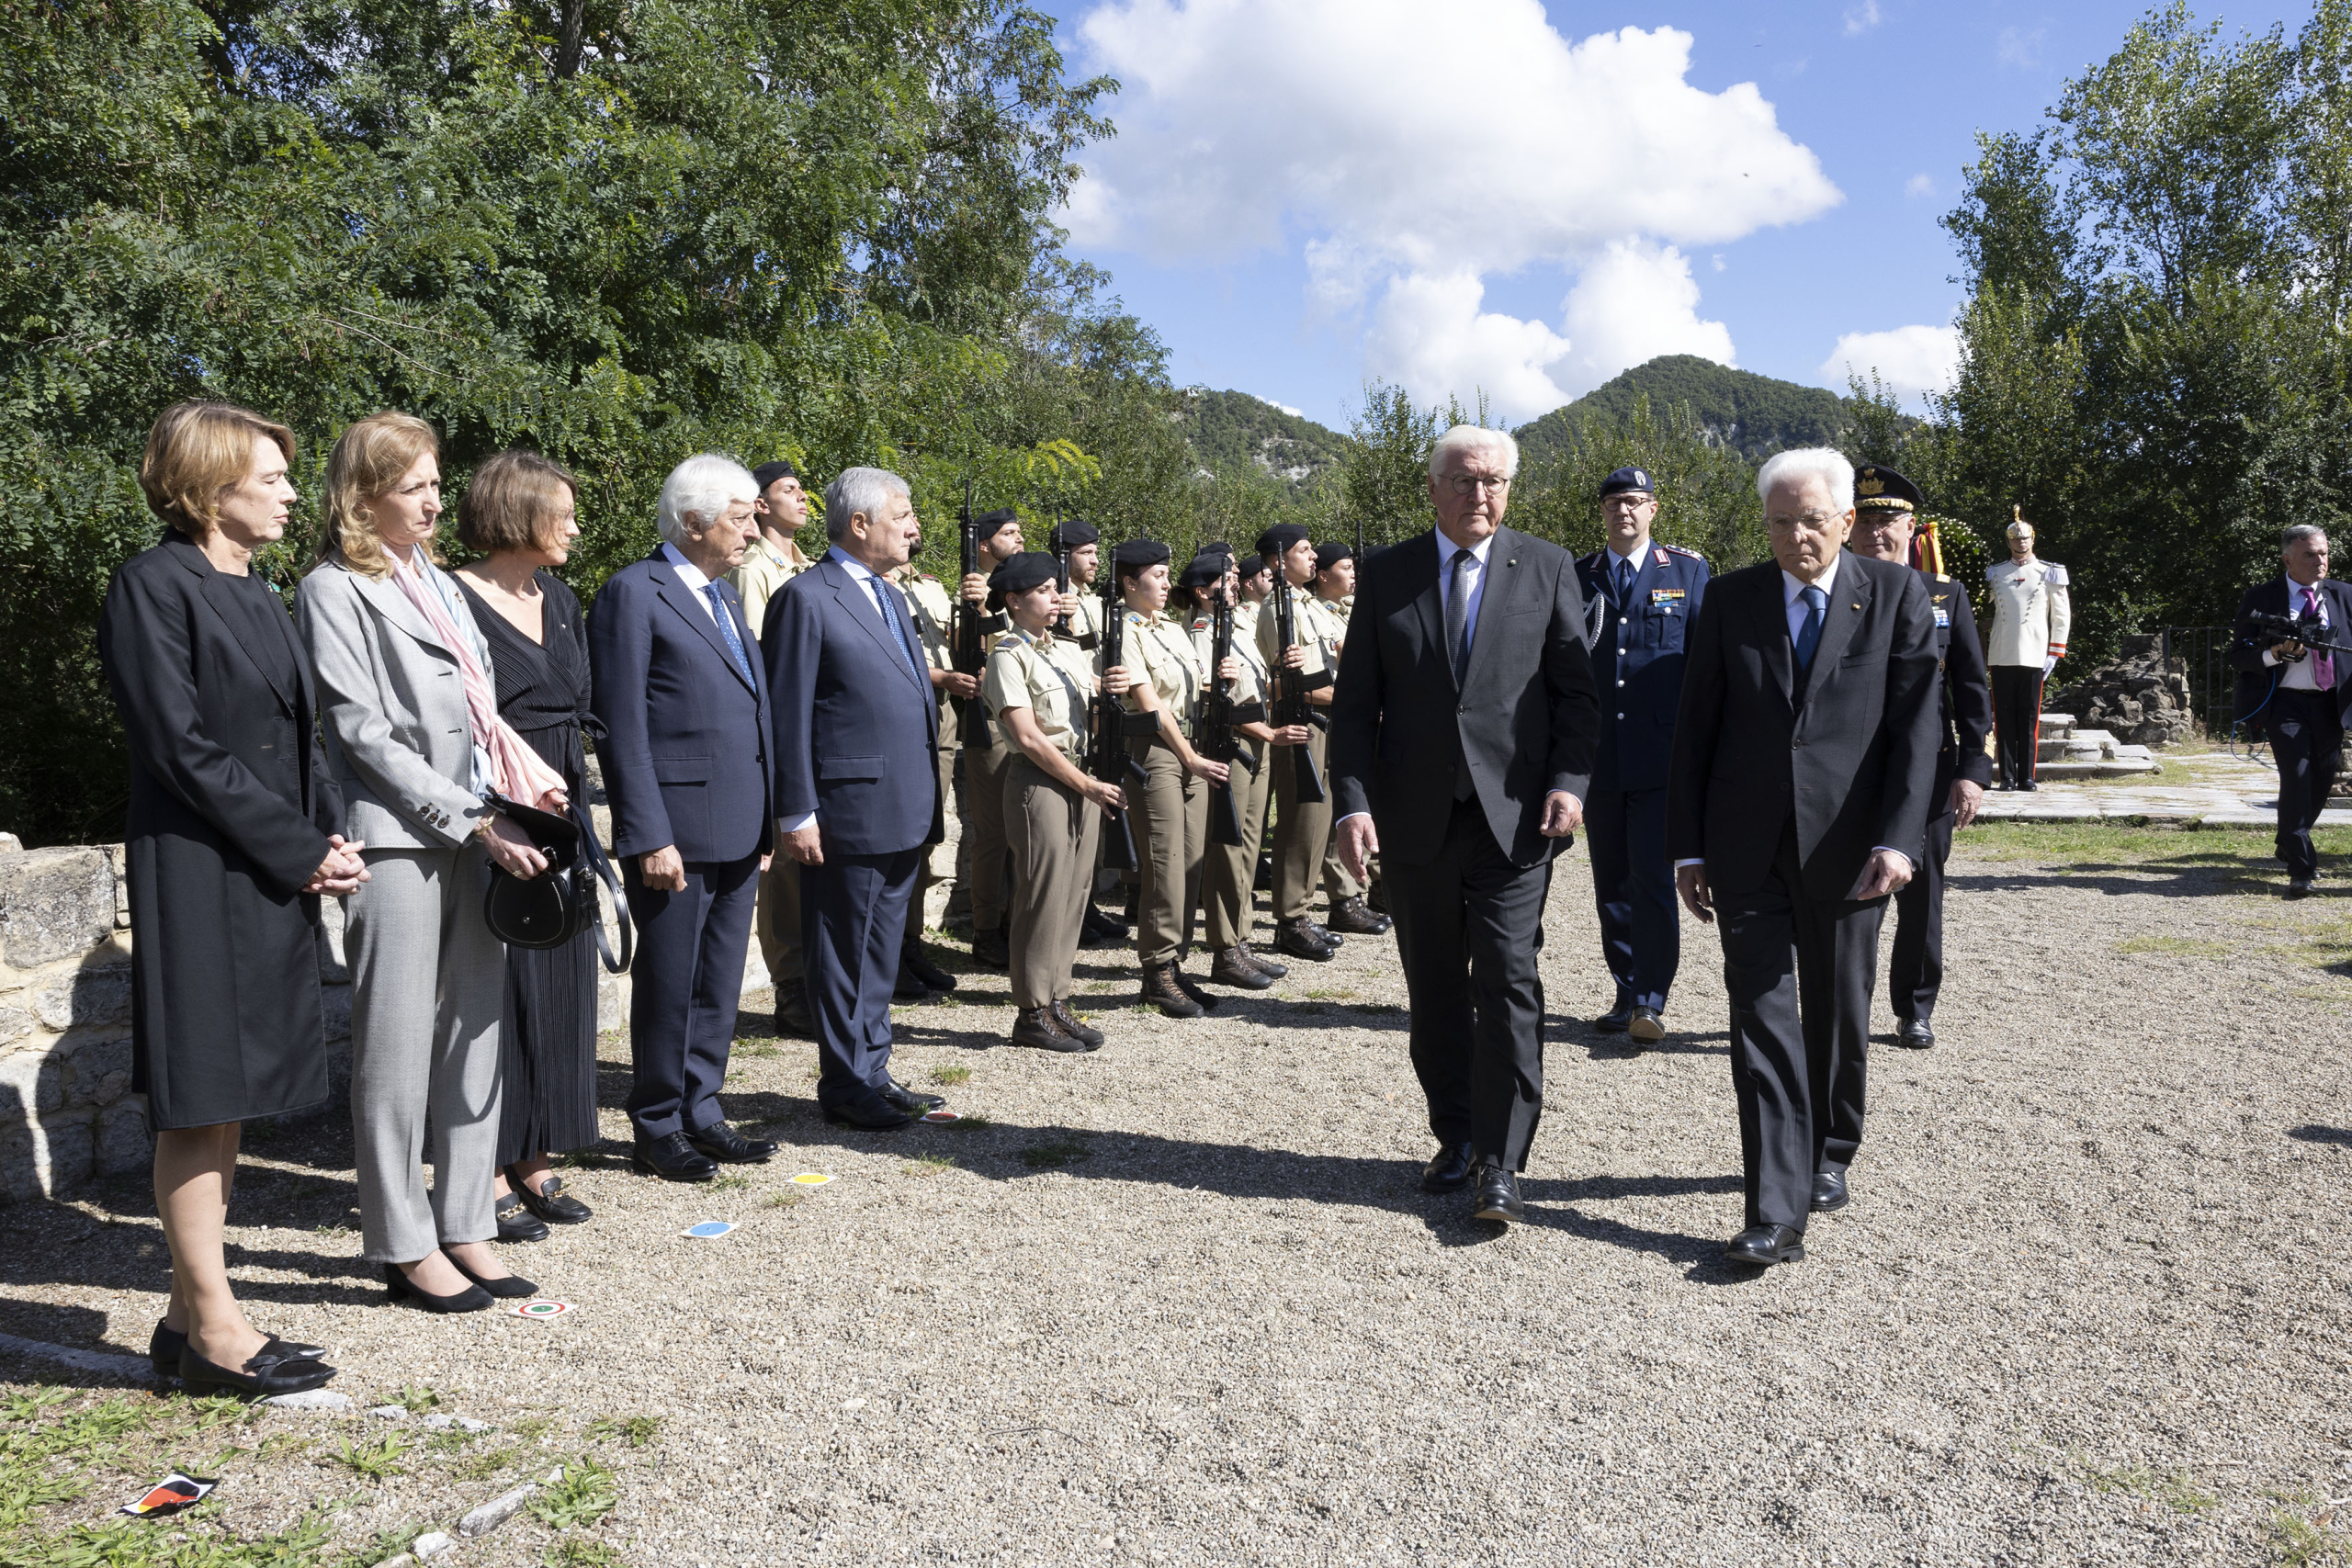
top-left (571, 796), bottom-right (634, 975)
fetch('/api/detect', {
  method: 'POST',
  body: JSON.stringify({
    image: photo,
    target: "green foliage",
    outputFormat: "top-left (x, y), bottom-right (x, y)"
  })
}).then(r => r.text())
top-left (1181, 390), bottom-right (1351, 492)
top-left (530, 1455), bottom-right (619, 1531)
top-left (329, 1431), bottom-right (409, 1482)
top-left (1516, 355), bottom-right (1853, 463)
top-left (1511, 391), bottom-right (1768, 570)
top-left (1338, 380), bottom-right (1444, 554)
top-left (583, 1415), bottom-right (663, 1450)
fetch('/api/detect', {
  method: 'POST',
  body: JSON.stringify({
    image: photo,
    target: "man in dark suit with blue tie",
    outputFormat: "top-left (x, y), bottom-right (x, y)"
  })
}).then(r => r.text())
top-left (591, 454), bottom-right (778, 1181)
top-left (1576, 467), bottom-right (1709, 1046)
top-left (1668, 447), bottom-right (1940, 1267)
top-left (2229, 525), bottom-right (2352, 897)
top-left (765, 467), bottom-right (950, 1130)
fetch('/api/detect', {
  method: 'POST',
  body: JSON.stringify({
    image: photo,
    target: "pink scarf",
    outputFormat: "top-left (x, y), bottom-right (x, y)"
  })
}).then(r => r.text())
top-left (388, 548), bottom-right (568, 813)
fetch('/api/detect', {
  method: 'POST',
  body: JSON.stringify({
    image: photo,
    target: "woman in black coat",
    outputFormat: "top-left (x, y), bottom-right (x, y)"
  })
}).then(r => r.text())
top-left (96, 402), bottom-right (368, 1397)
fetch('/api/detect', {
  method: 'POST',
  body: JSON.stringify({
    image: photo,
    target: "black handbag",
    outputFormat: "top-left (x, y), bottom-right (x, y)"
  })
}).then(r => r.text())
top-left (481, 792), bottom-right (633, 973)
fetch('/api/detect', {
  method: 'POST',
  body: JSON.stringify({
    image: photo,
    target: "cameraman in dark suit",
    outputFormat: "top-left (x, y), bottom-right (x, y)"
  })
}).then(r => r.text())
top-left (2230, 525), bottom-right (2352, 897)
top-left (1329, 424), bottom-right (1600, 1226)
top-left (1668, 447), bottom-right (1939, 1268)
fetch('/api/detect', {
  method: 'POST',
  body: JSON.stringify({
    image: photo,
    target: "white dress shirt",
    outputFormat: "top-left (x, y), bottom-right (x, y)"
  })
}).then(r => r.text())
top-left (2263, 574), bottom-right (2332, 691)
top-left (1436, 530), bottom-right (1495, 644)
top-left (660, 540), bottom-right (719, 622)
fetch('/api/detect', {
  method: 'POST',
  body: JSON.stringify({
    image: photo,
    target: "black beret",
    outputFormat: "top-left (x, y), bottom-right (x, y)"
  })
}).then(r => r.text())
top-left (1176, 552), bottom-right (1227, 589)
top-left (1255, 524), bottom-right (1310, 557)
top-left (1046, 517), bottom-right (1099, 550)
top-left (752, 460), bottom-right (800, 491)
top-left (1198, 538), bottom-right (1235, 556)
top-left (1112, 538), bottom-right (1170, 574)
top-left (987, 551), bottom-right (1058, 595)
top-left (1854, 464), bottom-right (1923, 512)
top-left (1600, 466), bottom-right (1654, 499)
top-left (1314, 541), bottom-right (1352, 575)
top-left (974, 507), bottom-right (1022, 538)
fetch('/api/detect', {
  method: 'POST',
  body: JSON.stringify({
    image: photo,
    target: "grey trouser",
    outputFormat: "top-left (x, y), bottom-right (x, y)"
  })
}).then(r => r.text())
top-left (1130, 740), bottom-right (1207, 965)
top-left (1204, 740), bottom-right (1272, 949)
top-left (1006, 756), bottom-right (1100, 1008)
top-left (345, 841), bottom-right (505, 1264)
top-left (1272, 723), bottom-right (1332, 920)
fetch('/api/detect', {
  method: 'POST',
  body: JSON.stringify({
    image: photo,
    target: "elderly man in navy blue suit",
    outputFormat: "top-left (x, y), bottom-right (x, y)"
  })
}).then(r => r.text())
top-left (765, 468), bottom-right (949, 1130)
top-left (591, 453), bottom-right (777, 1181)
top-left (1576, 467), bottom-right (1709, 1045)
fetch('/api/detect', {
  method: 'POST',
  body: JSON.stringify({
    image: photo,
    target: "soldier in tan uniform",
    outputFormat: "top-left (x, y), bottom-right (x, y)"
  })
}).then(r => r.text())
top-left (1104, 540), bottom-right (1235, 1017)
top-left (1985, 510), bottom-right (2071, 791)
top-left (1256, 525), bottom-right (1341, 962)
top-left (890, 555), bottom-right (966, 997)
top-left (1047, 519), bottom-right (1125, 944)
top-left (1312, 541), bottom-right (1389, 936)
top-left (981, 553), bottom-right (1127, 1051)
top-left (954, 508), bottom-right (1025, 966)
top-left (733, 460), bottom-right (821, 1035)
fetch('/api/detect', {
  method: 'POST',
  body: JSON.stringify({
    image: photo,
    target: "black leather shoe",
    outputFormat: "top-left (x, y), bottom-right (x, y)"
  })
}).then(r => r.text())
top-left (1810, 1169), bottom-right (1850, 1213)
top-left (1470, 1164), bottom-right (1524, 1224)
top-left (382, 1261), bottom-right (495, 1314)
top-left (1594, 1002), bottom-right (1634, 1032)
top-left (448, 1256), bottom-right (538, 1299)
top-left (632, 1131), bottom-right (718, 1181)
top-left (178, 1338), bottom-right (337, 1397)
top-left (1420, 1142), bottom-right (1475, 1193)
top-left (1724, 1224), bottom-right (1806, 1266)
top-left (494, 1191), bottom-right (549, 1243)
top-left (151, 1322), bottom-right (326, 1383)
top-left (972, 925), bottom-right (1011, 970)
top-left (2018, 780), bottom-right (2039, 792)
top-left (893, 962), bottom-right (930, 999)
top-left (1052, 999), bottom-right (1105, 1047)
top-left (1236, 942), bottom-right (1287, 979)
top-left (1627, 1006), bottom-right (1665, 1045)
top-left (881, 1077), bottom-right (947, 1112)
top-left (1327, 896), bottom-right (1390, 935)
top-left (507, 1170), bottom-right (593, 1224)
top-left (1209, 947), bottom-right (1277, 989)
top-left (902, 942), bottom-right (958, 993)
top-left (775, 979), bottom-right (815, 1040)
top-left (686, 1120), bottom-right (777, 1163)
top-left (1895, 1017), bottom-right (1935, 1049)
top-left (1274, 917), bottom-right (1336, 962)
top-left (822, 1091), bottom-right (914, 1130)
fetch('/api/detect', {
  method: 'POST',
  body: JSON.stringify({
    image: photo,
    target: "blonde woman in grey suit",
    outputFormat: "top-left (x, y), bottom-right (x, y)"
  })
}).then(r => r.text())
top-left (299, 412), bottom-right (564, 1314)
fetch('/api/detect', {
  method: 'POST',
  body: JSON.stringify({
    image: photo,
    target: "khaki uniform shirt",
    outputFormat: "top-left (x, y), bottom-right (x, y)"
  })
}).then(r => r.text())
top-left (1190, 613), bottom-right (1269, 705)
top-left (894, 566), bottom-right (959, 746)
top-left (729, 532), bottom-right (815, 642)
top-left (983, 627), bottom-right (1092, 763)
top-left (1062, 590), bottom-right (1104, 649)
top-left (1254, 584), bottom-right (1331, 679)
top-left (1314, 596), bottom-right (1350, 663)
top-left (1984, 558), bottom-right (2072, 667)
top-left (1118, 608), bottom-right (1204, 731)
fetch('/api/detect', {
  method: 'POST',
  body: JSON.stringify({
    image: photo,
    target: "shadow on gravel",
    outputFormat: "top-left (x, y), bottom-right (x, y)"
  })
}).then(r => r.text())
top-left (1945, 861), bottom-right (2275, 898)
top-left (2289, 1124), bottom-right (2352, 1146)
top-left (1559, 1027), bottom-right (1730, 1058)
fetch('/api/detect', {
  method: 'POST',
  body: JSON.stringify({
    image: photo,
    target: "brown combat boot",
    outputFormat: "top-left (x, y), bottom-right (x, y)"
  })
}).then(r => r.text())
top-left (1209, 946), bottom-right (1276, 990)
top-left (1012, 1006), bottom-right (1090, 1053)
top-left (1051, 999), bottom-right (1105, 1047)
top-left (1328, 895), bottom-right (1391, 935)
top-left (1138, 963), bottom-right (1204, 1018)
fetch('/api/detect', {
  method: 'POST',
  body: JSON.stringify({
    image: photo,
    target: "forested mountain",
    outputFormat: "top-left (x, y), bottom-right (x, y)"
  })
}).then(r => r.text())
top-left (1182, 390), bottom-right (1350, 489)
top-left (1515, 355), bottom-right (1852, 462)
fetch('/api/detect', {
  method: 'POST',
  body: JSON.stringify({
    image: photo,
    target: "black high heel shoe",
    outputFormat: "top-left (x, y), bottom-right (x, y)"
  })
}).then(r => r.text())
top-left (447, 1254), bottom-right (538, 1300)
top-left (151, 1322), bottom-right (328, 1382)
top-left (176, 1339), bottom-right (336, 1398)
top-left (382, 1260), bottom-right (493, 1314)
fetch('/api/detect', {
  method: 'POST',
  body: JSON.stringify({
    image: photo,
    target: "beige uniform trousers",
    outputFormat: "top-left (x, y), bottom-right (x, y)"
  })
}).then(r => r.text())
top-left (753, 853), bottom-right (803, 984)
top-left (1271, 722), bottom-right (1333, 921)
top-left (1129, 739), bottom-right (1207, 966)
top-left (1006, 756), bottom-right (1101, 1009)
top-left (1203, 740), bottom-right (1272, 949)
top-left (1322, 818), bottom-right (1364, 902)
top-left (964, 729), bottom-right (1015, 932)
top-left (909, 738), bottom-right (953, 940)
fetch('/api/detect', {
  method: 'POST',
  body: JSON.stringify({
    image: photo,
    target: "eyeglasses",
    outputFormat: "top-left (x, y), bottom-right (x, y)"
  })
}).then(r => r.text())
top-left (1603, 493), bottom-right (1654, 508)
top-left (1767, 511), bottom-right (1848, 531)
top-left (1445, 474), bottom-right (1510, 495)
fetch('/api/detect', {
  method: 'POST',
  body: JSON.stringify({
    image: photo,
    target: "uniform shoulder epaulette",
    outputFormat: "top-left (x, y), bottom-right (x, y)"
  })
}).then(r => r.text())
top-left (2046, 564), bottom-right (2068, 585)
top-left (1125, 608), bottom-right (1147, 625)
top-left (1933, 571), bottom-right (1951, 583)
top-left (1664, 543), bottom-right (1705, 559)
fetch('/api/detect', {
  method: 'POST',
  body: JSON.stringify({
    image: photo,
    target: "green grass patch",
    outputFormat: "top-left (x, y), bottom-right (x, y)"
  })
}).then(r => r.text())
top-left (708, 1173), bottom-right (752, 1193)
top-left (331, 1431), bottom-right (410, 1482)
top-left (1962, 819), bottom-right (2352, 867)
top-left (531, 1455), bottom-right (618, 1530)
top-left (944, 1112), bottom-right (993, 1132)
top-left (734, 1041), bottom-right (781, 1059)
top-left (389, 1384), bottom-right (441, 1415)
top-left (765, 1190), bottom-right (807, 1209)
top-left (2111, 934), bottom-right (2233, 959)
top-left (445, 1443), bottom-right (525, 1483)
top-left (1018, 1134), bottom-right (1091, 1169)
top-left (2267, 1490), bottom-right (2350, 1565)
top-left (929, 1065), bottom-right (973, 1087)
top-left (552, 1538), bottom-right (629, 1568)
top-left (903, 1154), bottom-right (956, 1177)
top-left (2074, 1455), bottom-right (2216, 1513)
top-left (584, 1415), bottom-right (663, 1450)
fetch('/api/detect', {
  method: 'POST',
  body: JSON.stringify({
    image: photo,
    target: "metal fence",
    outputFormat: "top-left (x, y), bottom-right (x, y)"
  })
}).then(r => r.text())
top-left (2159, 626), bottom-right (2236, 737)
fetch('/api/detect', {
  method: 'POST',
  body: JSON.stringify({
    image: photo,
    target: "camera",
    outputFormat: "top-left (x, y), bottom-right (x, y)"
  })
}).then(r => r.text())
top-left (2249, 610), bottom-right (2332, 651)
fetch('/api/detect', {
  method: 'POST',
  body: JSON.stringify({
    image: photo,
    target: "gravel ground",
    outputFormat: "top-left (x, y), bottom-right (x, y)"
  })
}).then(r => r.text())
top-left (6, 825), bottom-right (2352, 1565)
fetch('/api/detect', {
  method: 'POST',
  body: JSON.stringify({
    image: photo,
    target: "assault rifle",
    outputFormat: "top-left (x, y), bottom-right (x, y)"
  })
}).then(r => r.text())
top-left (952, 479), bottom-right (989, 743)
top-left (1054, 513), bottom-right (1075, 641)
top-left (1198, 588), bottom-right (1262, 847)
top-left (1270, 572), bottom-right (1331, 803)
top-left (1090, 562), bottom-right (1155, 870)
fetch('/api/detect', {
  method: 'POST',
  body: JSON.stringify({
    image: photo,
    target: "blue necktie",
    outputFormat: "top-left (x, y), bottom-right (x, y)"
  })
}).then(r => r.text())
top-left (1793, 584), bottom-right (1826, 670)
top-left (867, 576), bottom-right (924, 683)
top-left (703, 582), bottom-right (755, 688)
top-left (1616, 554), bottom-right (1634, 605)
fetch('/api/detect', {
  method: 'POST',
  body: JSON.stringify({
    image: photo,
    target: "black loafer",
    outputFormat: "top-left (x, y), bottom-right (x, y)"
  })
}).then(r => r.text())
top-left (1594, 1003), bottom-right (1634, 1032)
top-left (508, 1171), bottom-right (593, 1224)
top-left (902, 943), bottom-right (959, 993)
top-left (1420, 1141), bottom-right (1475, 1193)
top-left (881, 1077), bottom-right (947, 1113)
top-left (449, 1256), bottom-right (539, 1300)
top-left (1470, 1164), bottom-right (1524, 1224)
top-left (1810, 1169), bottom-right (1850, 1213)
top-left (822, 1092), bottom-right (914, 1130)
top-left (632, 1131), bottom-right (718, 1182)
top-left (1895, 1018), bottom-right (1935, 1049)
top-left (494, 1191), bottom-right (550, 1244)
top-left (150, 1322), bottom-right (326, 1383)
top-left (178, 1340), bottom-right (337, 1398)
top-left (686, 1120), bottom-right (777, 1164)
top-left (1724, 1224), bottom-right (1806, 1266)
top-left (382, 1261), bottom-right (494, 1314)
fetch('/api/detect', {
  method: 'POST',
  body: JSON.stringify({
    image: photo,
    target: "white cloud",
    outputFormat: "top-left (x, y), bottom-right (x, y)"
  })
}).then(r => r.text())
top-left (1905, 173), bottom-right (1934, 198)
top-left (1818, 324), bottom-right (1962, 408)
top-left (1249, 394), bottom-right (1304, 418)
top-left (1996, 25), bottom-right (2046, 69)
top-left (1559, 242), bottom-right (1736, 395)
top-left (1843, 1), bottom-right (1882, 36)
top-left (1065, 0), bottom-right (1841, 420)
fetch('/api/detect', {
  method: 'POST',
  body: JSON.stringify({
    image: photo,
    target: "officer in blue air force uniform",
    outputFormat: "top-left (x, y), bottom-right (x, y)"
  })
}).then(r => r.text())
top-left (1575, 467), bottom-right (1710, 1044)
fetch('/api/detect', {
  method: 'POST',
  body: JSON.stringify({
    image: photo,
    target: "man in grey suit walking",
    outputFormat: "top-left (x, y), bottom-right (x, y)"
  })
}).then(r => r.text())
top-left (1668, 447), bottom-right (1940, 1267)
top-left (1330, 424), bottom-right (1601, 1225)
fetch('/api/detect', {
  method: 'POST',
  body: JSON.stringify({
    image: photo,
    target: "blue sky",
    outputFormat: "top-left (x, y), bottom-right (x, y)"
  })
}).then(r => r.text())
top-left (1035, 0), bottom-right (2314, 431)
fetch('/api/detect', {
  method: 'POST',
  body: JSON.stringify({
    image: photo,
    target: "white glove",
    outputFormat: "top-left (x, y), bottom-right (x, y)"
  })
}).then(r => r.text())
top-left (2042, 655), bottom-right (2058, 679)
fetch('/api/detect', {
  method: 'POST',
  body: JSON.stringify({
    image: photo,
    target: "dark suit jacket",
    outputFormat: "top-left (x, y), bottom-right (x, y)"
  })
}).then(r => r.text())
top-left (1922, 570), bottom-right (1995, 818)
top-left (1667, 552), bottom-right (1941, 902)
top-left (764, 553), bottom-right (944, 857)
top-left (1329, 526), bottom-right (1600, 869)
top-left (2229, 576), bottom-right (2352, 731)
top-left (589, 549), bottom-right (774, 863)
